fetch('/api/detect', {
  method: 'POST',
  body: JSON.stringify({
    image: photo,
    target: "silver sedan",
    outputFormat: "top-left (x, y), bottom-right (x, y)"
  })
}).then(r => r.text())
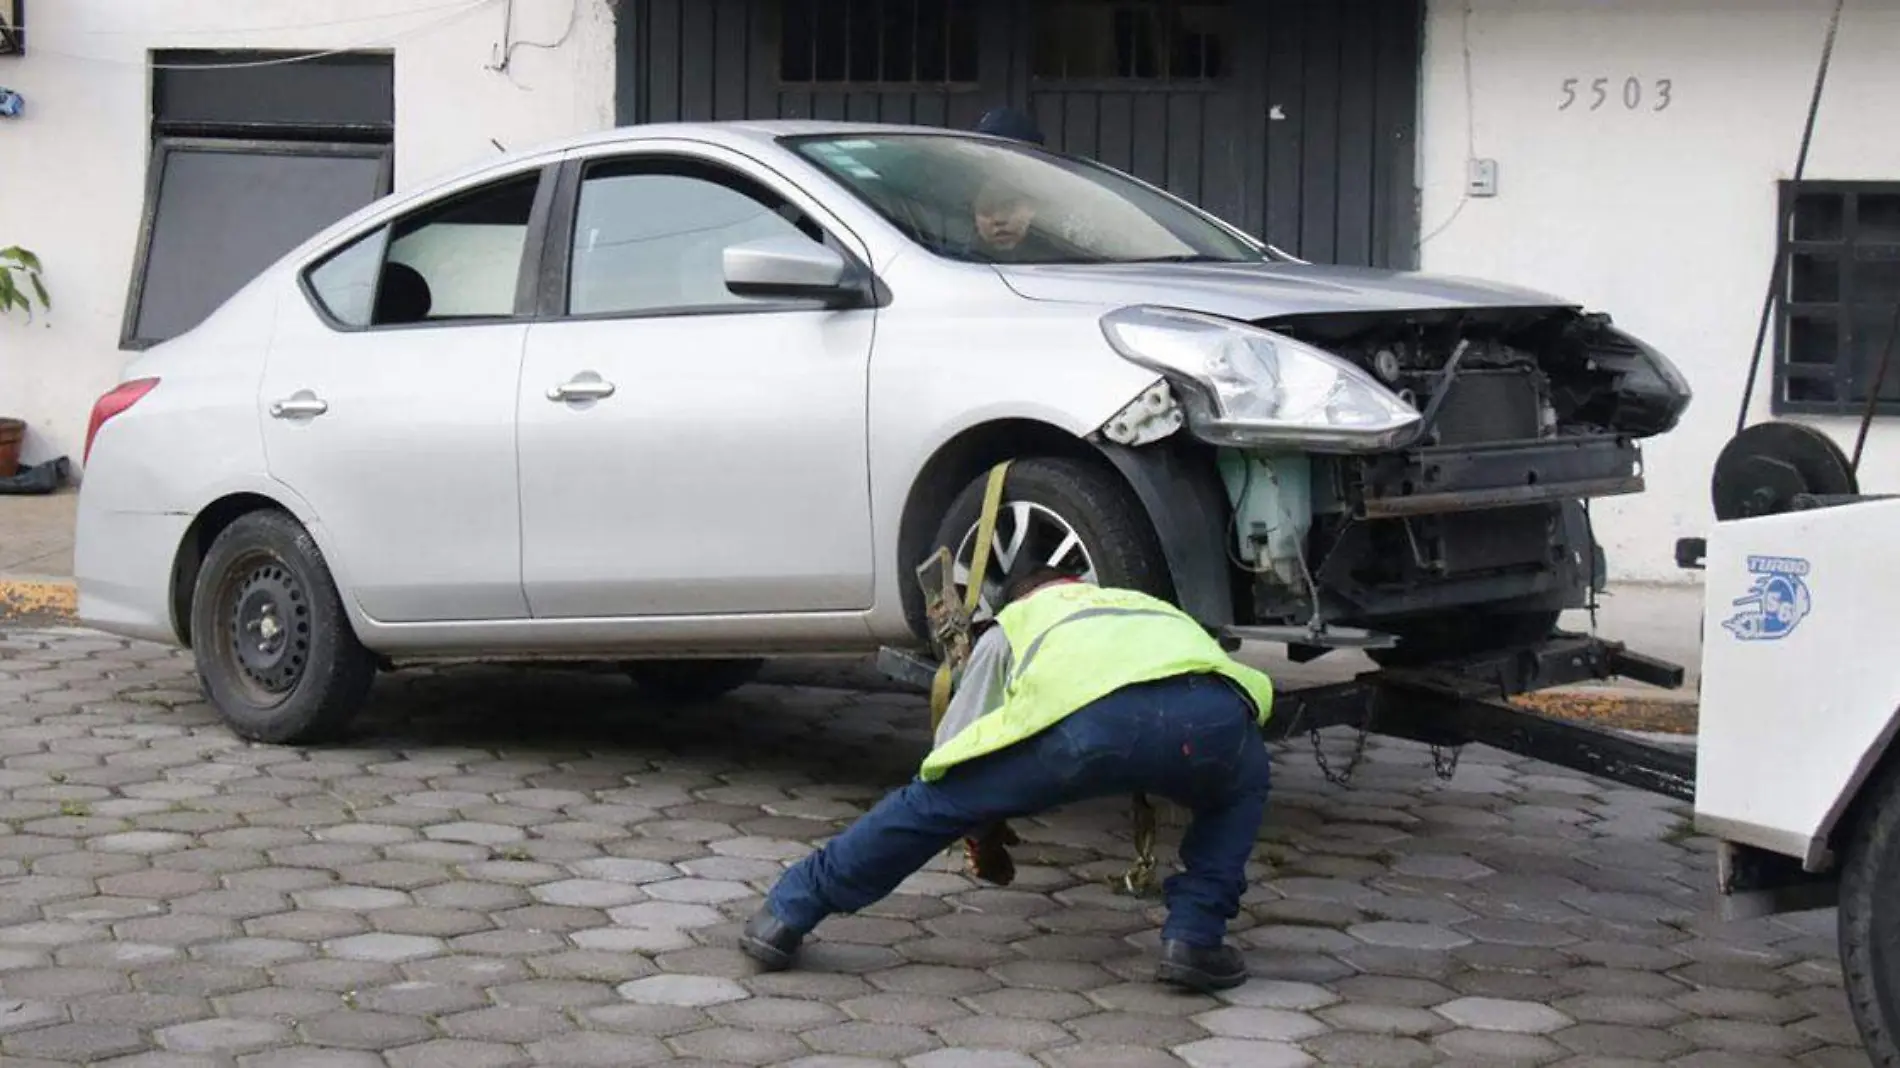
top-left (73, 120), bottom-right (1690, 744)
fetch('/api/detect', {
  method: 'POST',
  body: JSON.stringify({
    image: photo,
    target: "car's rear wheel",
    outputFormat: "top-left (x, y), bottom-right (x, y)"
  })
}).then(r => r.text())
top-left (625, 658), bottom-right (766, 702)
top-left (930, 457), bottom-right (1172, 619)
top-left (1840, 761), bottom-right (1900, 1066)
top-left (189, 510), bottom-right (376, 745)
top-left (1364, 607), bottom-right (1562, 668)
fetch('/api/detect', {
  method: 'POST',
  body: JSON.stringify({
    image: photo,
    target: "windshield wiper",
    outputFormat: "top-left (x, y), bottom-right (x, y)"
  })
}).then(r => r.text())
top-left (1116, 254), bottom-right (1232, 264)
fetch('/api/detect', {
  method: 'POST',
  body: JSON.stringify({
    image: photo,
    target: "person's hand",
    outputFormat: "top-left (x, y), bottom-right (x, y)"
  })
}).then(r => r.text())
top-left (963, 822), bottom-right (1022, 886)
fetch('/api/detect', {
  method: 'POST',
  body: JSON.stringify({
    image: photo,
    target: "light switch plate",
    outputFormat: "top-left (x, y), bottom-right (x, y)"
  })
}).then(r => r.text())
top-left (1468, 158), bottom-right (1499, 197)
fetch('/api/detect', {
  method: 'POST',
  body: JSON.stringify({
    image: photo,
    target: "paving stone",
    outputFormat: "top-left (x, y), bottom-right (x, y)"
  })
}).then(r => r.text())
top-left (1430, 1028), bottom-right (1566, 1064)
top-left (1172, 1036), bottom-right (1316, 1068)
top-left (524, 1030), bottom-right (671, 1066)
top-left (1317, 1002), bottom-right (1448, 1036)
top-left (803, 1021), bottom-right (940, 1058)
top-left (932, 1014), bottom-right (1070, 1051)
top-left (1064, 1010), bottom-right (1206, 1046)
top-left (299, 1010), bottom-right (436, 1049)
top-left (1552, 1021), bottom-right (1695, 1059)
top-left (156, 1016), bottom-right (295, 1054)
top-left (1671, 1017), bottom-right (1819, 1056)
top-left (0, 997), bottom-right (64, 1033)
top-left (385, 1038), bottom-right (531, 1068)
top-left (1436, 996), bottom-right (1575, 1034)
top-left (668, 1025), bottom-right (810, 1063)
top-left (617, 973), bottom-right (749, 1006)
top-left (240, 1051), bottom-right (389, 1068)
top-left (1193, 1005), bottom-right (1328, 1041)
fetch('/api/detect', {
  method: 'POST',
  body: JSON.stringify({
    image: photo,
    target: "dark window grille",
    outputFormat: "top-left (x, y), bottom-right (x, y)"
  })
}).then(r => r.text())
top-left (777, 0), bottom-right (978, 86)
top-left (0, 0), bottom-right (22, 57)
top-left (1775, 180), bottom-right (1900, 416)
top-left (122, 51), bottom-right (395, 349)
top-left (1031, 1), bottom-right (1227, 83)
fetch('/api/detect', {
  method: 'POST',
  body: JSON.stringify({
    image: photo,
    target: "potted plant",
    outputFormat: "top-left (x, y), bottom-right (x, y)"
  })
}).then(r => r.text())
top-left (0, 245), bottom-right (49, 478)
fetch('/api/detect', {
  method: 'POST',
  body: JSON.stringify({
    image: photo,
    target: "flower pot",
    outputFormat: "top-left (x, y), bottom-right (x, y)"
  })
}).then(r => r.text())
top-left (0, 418), bottom-right (23, 479)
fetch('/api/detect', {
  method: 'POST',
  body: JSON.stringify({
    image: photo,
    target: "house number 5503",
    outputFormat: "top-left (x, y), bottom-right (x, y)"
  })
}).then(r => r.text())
top-left (1559, 77), bottom-right (1672, 112)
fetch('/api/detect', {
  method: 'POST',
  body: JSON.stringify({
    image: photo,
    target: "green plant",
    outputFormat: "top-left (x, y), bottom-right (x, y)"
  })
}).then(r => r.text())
top-left (0, 246), bottom-right (49, 320)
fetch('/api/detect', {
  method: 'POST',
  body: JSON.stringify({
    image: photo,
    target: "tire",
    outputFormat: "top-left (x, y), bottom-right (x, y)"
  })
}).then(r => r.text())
top-left (1839, 761), bottom-right (1900, 1066)
top-left (1365, 607), bottom-right (1561, 668)
top-left (929, 456), bottom-right (1173, 617)
top-left (625, 658), bottom-right (766, 702)
top-left (188, 510), bottom-right (376, 745)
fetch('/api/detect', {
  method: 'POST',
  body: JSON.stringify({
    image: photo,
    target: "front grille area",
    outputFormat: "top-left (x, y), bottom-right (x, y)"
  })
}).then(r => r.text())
top-left (1410, 368), bottom-right (1544, 445)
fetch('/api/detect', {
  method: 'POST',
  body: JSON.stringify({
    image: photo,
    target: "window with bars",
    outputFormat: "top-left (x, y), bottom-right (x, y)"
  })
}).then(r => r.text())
top-left (1031, 1), bottom-right (1227, 83)
top-left (1776, 181), bottom-right (1900, 416)
top-left (776, 0), bottom-right (979, 86)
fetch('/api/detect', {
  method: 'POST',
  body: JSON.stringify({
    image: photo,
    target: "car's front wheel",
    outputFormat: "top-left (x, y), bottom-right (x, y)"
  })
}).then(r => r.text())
top-left (930, 457), bottom-right (1173, 619)
top-left (189, 510), bottom-right (376, 745)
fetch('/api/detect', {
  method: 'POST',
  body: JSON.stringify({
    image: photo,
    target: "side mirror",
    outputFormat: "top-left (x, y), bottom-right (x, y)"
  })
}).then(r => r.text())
top-left (723, 236), bottom-right (862, 307)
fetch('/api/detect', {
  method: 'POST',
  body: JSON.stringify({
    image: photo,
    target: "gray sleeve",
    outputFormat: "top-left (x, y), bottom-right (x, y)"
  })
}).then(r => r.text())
top-left (932, 626), bottom-right (1013, 750)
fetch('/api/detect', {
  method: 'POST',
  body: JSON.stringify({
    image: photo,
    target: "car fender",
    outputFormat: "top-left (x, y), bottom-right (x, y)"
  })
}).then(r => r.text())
top-left (172, 474), bottom-right (375, 642)
top-left (1091, 435), bottom-right (1235, 628)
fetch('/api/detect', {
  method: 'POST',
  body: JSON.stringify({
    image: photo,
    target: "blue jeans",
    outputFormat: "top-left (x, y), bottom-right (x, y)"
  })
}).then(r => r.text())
top-left (766, 672), bottom-right (1272, 947)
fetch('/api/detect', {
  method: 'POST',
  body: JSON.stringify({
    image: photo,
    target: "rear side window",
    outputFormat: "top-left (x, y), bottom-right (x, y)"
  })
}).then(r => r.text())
top-left (305, 226), bottom-right (389, 328)
top-left (301, 167), bottom-right (543, 329)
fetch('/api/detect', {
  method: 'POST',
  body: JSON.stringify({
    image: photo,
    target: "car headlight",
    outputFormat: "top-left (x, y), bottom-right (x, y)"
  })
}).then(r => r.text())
top-left (1099, 305), bottom-right (1421, 452)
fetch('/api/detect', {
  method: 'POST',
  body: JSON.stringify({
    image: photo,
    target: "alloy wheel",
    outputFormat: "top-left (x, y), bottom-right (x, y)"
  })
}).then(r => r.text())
top-left (953, 499), bottom-right (1098, 620)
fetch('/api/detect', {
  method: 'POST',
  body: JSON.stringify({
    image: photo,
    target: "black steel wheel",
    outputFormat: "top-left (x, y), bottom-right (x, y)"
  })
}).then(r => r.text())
top-left (1840, 761), bottom-right (1900, 1066)
top-left (625, 658), bottom-right (766, 702)
top-left (930, 457), bottom-right (1173, 620)
top-left (189, 510), bottom-right (375, 745)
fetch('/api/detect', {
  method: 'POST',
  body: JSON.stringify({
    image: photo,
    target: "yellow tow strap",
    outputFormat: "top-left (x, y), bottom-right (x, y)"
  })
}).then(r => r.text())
top-left (929, 460), bottom-right (1011, 731)
top-left (923, 459), bottom-right (1160, 897)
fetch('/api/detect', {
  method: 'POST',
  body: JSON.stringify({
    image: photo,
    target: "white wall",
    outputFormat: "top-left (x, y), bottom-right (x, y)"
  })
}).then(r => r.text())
top-left (0, 0), bottom-right (615, 470)
top-left (1420, 0), bottom-right (1900, 583)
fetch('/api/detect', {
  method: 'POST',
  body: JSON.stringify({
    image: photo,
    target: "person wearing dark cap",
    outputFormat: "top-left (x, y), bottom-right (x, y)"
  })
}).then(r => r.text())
top-left (975, 105), bottom-right (1046, 145)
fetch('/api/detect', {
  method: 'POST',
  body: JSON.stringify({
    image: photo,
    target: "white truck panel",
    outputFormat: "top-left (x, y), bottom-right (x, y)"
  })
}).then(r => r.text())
top-left (1693, 496), bottom-right (1900, 869)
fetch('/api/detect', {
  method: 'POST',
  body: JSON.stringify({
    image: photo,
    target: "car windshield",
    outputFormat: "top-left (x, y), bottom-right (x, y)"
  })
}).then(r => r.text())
top-left (784, 132), bottom-right (1269, 266)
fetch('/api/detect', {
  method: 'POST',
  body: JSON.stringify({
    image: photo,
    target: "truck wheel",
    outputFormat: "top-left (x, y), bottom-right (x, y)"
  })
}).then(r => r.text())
top-left (189, 510), bottom-right (376, 745)
top-left (931, 457), bottom-right (1173, 619)
top-left (1839, 762), bottom-right (1900, 1065)
top-left (1365, 608), bottom-right (1561, 668)
top-left (625, 659), bottom-right (765, 702)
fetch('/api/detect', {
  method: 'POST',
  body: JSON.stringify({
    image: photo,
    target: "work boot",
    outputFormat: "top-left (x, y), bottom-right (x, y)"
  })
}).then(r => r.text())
top-left (739, 906), bottom-right (803, 971)
top-left (1156, 939), bottom-right (1248, 992)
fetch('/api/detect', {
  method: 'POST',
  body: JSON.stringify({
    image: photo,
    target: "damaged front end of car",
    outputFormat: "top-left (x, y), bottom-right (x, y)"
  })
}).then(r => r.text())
top-left (1093, 302), bottom-right (1692, 661)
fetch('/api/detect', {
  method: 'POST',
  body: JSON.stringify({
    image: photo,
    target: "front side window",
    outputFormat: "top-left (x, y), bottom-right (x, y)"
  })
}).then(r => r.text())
top-left (786, 133), bottom-right (1264, 266)
top-left (566, 159), bottom-right (826, 317)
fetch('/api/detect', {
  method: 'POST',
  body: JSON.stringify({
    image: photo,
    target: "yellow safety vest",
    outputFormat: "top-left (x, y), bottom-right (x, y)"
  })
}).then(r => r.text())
top-left (918, 582), bottom-right (1275, 782)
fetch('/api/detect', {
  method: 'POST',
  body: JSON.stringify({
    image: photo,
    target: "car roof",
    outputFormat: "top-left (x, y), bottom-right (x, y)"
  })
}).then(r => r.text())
top-left (545, 118), bottom-right (996, 157)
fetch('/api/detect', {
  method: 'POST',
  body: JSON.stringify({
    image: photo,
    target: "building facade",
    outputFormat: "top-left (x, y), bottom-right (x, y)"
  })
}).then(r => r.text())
top-left (0, 0), bottom-right (1889, 584)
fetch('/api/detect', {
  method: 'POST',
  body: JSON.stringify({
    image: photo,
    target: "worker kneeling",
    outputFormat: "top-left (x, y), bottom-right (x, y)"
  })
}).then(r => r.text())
top-left (741, 566), bottom-right (1276, 993)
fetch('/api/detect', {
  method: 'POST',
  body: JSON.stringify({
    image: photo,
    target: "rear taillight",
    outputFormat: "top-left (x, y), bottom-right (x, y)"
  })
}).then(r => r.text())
top-left (84, 377), bottom-right (160, 463)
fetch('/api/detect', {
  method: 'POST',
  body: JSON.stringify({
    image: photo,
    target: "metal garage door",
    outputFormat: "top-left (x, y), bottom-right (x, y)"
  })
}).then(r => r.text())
top-left (617, 0), bottom-right (1422, 268)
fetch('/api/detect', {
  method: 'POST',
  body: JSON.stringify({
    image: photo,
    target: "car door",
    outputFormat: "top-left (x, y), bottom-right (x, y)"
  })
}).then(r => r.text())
top-left (260, 161), bottom-right (554, 623)
top-left (515, 144), bottom-right (876, 618)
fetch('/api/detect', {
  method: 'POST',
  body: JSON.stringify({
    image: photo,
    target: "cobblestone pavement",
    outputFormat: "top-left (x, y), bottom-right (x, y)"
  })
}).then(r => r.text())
top-left (0, 627), bottom-right (1869, 1067)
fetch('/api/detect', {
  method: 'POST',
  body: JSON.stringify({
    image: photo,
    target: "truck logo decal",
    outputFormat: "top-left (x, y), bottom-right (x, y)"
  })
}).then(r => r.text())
top-left (1722, 554), bottom-right (1812, 641)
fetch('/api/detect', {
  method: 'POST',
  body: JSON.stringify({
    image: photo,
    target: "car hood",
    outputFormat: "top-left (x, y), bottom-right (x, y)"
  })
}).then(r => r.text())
top-left (994, 260), bottom-right (1578, 321)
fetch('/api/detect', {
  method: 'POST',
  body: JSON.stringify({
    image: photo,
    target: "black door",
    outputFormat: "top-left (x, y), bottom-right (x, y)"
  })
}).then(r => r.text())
top-left (618, 0), bottom-right (1422, 268)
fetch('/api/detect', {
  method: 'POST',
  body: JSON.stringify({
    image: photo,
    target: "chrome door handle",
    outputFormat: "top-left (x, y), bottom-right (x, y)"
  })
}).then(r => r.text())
top-left (547, 374), bottom-right (616, 402)
top-left (269, 393), bottom-right (329, 419)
